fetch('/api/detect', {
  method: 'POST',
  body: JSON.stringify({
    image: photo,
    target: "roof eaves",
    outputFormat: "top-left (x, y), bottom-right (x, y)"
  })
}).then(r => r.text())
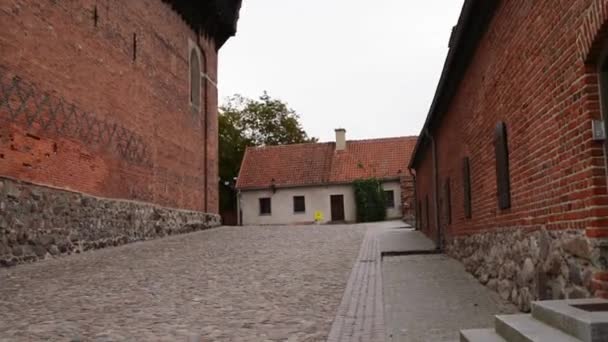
top-left (408, 0), bottom-right (500, 169)
top-left (235, 145), bottom-right (253, 189)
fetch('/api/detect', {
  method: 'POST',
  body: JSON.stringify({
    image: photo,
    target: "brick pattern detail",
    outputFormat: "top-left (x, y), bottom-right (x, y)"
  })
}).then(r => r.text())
top-left (0, 1), bottom-right (219, 213)
top-left (592, 271), bottom-right (608, 298)
top-left (415, 0), bottom-right (608, 239)
top-left (578, 0), bottom-right (608, 63)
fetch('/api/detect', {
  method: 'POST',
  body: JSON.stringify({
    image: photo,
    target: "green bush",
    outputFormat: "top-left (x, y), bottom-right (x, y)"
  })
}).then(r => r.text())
top-left (353, 178), bottom-right (387, 222)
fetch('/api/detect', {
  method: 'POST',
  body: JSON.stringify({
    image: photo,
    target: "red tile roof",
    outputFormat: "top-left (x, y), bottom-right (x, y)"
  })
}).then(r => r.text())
top-left (236, 136), bottom-right (418, 190)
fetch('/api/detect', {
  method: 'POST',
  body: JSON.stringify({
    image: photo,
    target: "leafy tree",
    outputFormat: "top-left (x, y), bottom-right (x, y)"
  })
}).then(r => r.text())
top-left (219, 92), bottom-right (317, 212)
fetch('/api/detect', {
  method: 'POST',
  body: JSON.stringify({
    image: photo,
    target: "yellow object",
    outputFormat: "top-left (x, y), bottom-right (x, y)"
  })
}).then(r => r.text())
top-left (314, 211), bottom-right (324, 222)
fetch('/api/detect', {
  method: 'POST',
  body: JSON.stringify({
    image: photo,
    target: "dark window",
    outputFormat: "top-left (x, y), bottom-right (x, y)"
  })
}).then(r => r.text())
top-left (293, 196), bottom-right (305, 213)
top-left (463, 157), bottom-right (472, 219)
top-left (385, 190), bottom-right (395, 208)
top-left (132, 33), bottom-right (137, 61)
top-left (425, 195), bottom-right (430, 230)
top-left (444, 178), bottom-right (452, 224)
top-left (259, 197), bottom-right (271, 215)
top-left (417, 199), bottom-right (421, 229)
top-left (495, 121), bottom-right (511, 209)
top-left (190, 48), bottom-right (201, 109)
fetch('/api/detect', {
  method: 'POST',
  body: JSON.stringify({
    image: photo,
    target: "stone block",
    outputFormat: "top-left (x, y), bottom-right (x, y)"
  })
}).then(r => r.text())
top-left (563, 236), bottom-right (591, 260)
top-left (4, 182), bottom-right (21, 199)
top-left (521, 258), bottom-right (535, 284)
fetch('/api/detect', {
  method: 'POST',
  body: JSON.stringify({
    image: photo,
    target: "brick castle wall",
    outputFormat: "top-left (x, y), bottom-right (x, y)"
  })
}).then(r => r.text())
top-left (0, 0), bottom-right (219, 213)
top-left (415, 0), bottom-right (608, 306)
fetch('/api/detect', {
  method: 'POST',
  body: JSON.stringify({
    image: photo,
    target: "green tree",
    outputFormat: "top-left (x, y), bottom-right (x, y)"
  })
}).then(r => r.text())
top-left (219, 92), bottom-right (317, 212)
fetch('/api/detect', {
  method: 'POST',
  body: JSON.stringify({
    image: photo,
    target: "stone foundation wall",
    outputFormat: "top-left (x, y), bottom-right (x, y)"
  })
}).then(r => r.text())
top-left (446, 228), bottom-right (605, 312)
top-left (0, 177), bottom-right (220, 267)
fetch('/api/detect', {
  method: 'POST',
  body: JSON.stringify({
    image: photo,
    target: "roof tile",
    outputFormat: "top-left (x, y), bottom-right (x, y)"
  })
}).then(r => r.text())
top-left (236, 136), bottom-right (417, 190)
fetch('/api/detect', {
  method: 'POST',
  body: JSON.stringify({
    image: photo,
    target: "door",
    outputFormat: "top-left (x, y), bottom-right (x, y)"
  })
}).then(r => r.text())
top-left (330, 195), bottom-right (345, 222)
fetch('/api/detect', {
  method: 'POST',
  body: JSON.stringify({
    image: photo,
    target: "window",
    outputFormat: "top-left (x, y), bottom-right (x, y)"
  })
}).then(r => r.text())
top-left (189, 47), bottom-right (201, 110)
top-left (417, 199), bottom-right (421, 229)
top-left (293, 196), bottom-right (305, 213)
top-left (444, 178), bottom-right (452, 224)
top-left (495, 121), bottom-right (511, 209)
top-left (463, 157), bottom-right (472, 219)
top-left (259, 197), bottom-right (271, 215)
top-left (385, 190), bottom-right (395, 208)
top-left (425, 195), bottom-right (430, 230)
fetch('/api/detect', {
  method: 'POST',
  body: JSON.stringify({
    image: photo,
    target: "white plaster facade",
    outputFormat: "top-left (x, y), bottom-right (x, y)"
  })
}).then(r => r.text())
top-left (239, 181), bottom-right (402, 225)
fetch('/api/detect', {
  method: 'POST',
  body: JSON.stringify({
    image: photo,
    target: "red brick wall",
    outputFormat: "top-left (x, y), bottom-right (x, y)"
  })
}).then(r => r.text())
top-left (415, 0), bottom-right (608, 239)
top-left (0, 0), bottom-right (219, 213)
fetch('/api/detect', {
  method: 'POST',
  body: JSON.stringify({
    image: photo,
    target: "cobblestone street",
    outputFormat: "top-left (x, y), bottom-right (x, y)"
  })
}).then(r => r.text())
top-left (0, 225), bottom-right (367, 341)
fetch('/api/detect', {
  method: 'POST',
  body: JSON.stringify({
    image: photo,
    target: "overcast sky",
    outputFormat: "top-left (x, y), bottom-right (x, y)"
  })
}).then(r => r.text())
top-left (218, 1), bottom-right (465, 142)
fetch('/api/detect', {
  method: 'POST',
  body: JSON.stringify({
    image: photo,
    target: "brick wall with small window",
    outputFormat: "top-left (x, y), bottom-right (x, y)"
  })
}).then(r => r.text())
top-left (411, 0), bottom-right (608, 305)
top-left (414, 0), bottom-right (608, 237)
top-left (0, 1), bottom-right (221, 214)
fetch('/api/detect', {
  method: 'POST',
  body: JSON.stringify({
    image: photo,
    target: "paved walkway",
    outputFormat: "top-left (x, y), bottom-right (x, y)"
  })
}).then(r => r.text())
top-left (0, 225), bottom-right (367, 341)
top-left (381, 229), bottom-right (518, 342)
top-left (0, 222), bottom-right (518, 342)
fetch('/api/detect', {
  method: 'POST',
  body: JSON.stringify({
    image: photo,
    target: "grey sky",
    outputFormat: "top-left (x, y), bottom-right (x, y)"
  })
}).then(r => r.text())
top-left (218, 1), bottom-right (465, 142)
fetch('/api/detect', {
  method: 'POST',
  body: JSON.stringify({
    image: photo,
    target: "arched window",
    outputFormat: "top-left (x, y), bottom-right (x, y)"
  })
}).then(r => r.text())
top-left (190, 47), bottom-right (201, 110)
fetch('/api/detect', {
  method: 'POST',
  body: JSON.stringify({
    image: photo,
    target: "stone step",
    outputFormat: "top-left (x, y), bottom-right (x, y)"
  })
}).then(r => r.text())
top-left (495, 314), bottom-right (582, 342)
top-left (460, 328), bottom-right (507, 342)
top-left (531, 299), bottom-right (608, 342)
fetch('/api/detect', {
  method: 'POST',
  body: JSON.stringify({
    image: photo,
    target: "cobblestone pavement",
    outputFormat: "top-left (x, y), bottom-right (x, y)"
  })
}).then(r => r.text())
top-left (0, 224), bottom-right (367, 341)
top-left (383, 253), bottom-right (518, 342)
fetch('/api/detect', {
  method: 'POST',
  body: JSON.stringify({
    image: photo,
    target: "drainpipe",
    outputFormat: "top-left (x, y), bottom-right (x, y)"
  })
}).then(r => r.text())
top-left (408, 168), bottom-right (417, 230)
top-left (424, 129), bottom-right (442, 251)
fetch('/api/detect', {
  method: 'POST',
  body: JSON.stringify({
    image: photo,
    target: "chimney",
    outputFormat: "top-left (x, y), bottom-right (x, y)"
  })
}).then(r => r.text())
top-left (335, 128), bottom-right (346, 151)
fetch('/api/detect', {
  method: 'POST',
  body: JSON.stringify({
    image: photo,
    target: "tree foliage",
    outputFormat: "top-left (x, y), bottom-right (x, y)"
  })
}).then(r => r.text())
top-left (353, 178), bottom-right (387, 223)
top-left (219, 92), bottom-right (317, 211)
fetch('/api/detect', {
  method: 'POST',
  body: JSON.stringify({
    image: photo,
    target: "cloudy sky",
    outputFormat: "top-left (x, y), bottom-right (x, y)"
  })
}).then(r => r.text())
top-left (218, 1), bottom-right (465, 142)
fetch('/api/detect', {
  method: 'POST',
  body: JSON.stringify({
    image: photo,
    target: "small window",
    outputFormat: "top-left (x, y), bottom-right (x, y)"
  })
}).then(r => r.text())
top-left (385, 190), bottom-right (395, 208)
top-left (495, 121), bottom-right (511, 209)
top-left (425, 195), bottom-right (430, 230)
top-left (259, 197), bottom-right (271, 215)
top-left (189, 48), bottom-right (201, 110)
top-left (463, 157), bottom-right (472, 219)
top-left (417, 199), bottom-right (421, 229)
top-left (293, 196), bottom-right (305, 213)
top-left (444, 178), bottom-right (452, 225)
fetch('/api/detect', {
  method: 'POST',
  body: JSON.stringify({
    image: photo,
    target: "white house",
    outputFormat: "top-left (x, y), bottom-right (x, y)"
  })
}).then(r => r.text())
top-left (235, 129), bottom-right (417, 225)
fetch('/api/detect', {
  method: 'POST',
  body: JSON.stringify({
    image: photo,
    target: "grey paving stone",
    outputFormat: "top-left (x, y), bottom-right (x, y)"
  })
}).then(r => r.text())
top-left (383, 254), bottom-right (518, 342)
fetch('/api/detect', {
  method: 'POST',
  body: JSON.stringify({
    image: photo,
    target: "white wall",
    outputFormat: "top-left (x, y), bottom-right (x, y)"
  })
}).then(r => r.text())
top-left (239, 181), bottom-right (402, 225)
